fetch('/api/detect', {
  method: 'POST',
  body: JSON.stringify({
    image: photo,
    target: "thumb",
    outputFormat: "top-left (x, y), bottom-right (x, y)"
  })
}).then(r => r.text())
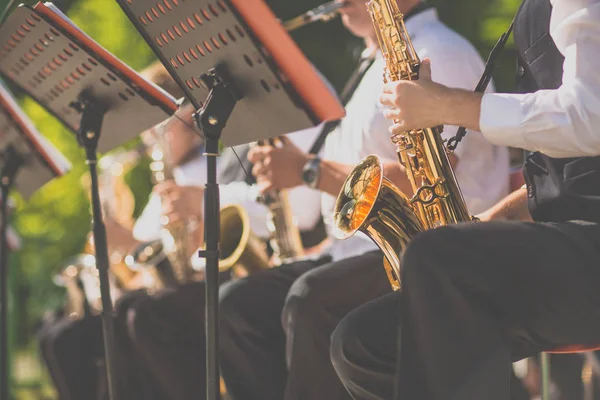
top-left (277, 135), bottom-right (292, 146)
top-left (278, 135), bottom-right (299, 151)
top-left (419, 58), bottom-right (432, 81)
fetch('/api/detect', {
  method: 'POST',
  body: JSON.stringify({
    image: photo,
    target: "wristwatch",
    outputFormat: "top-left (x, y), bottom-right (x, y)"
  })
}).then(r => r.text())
top-left (301, 157), bottom-right (321, 189)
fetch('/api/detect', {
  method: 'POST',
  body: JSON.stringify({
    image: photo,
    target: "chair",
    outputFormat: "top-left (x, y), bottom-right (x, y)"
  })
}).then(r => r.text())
top-left (541, 346), bottom-right (600, 400)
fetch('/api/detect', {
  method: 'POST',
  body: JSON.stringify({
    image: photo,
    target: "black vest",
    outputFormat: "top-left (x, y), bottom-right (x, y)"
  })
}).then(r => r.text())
top-left (515, 0), bottom-right (600, 223)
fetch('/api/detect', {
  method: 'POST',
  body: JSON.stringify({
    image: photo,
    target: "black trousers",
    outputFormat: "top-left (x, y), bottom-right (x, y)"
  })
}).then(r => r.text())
top-left (219, 251), bottom-right (391, 400)
top-left (127, 281), bottom-right (210, 400)
top-left (330, 220), bottom-right (600, 400)
top-left (38, 313), bottom-right (104, 400)
top-left (38, 290), bottom-right (159, 400)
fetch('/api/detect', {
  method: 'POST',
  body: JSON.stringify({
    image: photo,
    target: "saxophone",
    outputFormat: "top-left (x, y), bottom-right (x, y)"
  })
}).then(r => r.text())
top-left (148, 120), bottom-right (196, 285)
top-left (255, 138), bottom-right (304, 265)
top-left (333, 0), bottom-right (472, 291)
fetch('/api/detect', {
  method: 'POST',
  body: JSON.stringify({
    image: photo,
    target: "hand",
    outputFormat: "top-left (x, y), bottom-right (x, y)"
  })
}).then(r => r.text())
top-left (248, 136), bottom-right (310, 193)
top-left (474, 209), bottom-right (497, 223)
top-left (154, 181), bottom-right (204, 225)
top-left (380, 59), bottom-right (453, 135)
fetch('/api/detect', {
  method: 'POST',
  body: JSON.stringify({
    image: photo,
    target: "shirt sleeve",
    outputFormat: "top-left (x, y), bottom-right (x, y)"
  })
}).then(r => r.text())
top-left (132, 193), bottom-right (162, 242)
top-left (480, 0), bottom-right (600, 158)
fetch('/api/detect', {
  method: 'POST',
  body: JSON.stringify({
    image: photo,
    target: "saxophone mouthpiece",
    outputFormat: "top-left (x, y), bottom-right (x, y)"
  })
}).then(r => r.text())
top-left (283, 1), bottom-right (348, 32)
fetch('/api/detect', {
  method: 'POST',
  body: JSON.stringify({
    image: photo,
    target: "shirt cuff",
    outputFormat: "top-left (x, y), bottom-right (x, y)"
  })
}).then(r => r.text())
top-left (479, 93), bottom-right (529, 149)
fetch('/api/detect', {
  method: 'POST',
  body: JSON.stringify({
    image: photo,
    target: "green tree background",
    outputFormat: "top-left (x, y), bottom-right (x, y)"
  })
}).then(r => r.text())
top-left (0, 0), bottom-right (522, 398)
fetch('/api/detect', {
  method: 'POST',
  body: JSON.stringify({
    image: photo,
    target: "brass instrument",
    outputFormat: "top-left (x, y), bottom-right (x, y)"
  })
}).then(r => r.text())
top-left (148, 119), bottom-right (196, 285)
top-left (215, 204), bottom-right (270, 277)
top-left (333, 0), bottom-right (471, 291)
top-left (127, 204), bottom-right (270, 282)
top-left (283, 1), bottom-right (347, 32)
top-left (61, 148), bottom-right (145, 316)
top-left (254, 138), bottom-right (304, 265)
top-left (54, 252), bottom-right (122, 320)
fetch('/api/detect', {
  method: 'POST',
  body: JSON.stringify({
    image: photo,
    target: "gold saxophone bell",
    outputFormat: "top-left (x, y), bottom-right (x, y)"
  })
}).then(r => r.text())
top-left (334, 156), bottom-right (424, 290)
top-left (214, 204), bottom-right (270, 277)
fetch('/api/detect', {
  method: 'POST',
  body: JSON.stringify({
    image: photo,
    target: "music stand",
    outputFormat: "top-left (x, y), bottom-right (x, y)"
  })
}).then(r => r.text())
top-left (0, 3), bottom-right (179, 399)
top-left (0, 81), bottom-right (69, 400)
top-left (114, 0), bottom-right (345, 398)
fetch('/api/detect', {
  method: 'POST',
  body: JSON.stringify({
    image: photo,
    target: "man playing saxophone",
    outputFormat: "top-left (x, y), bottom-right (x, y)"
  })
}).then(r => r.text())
top-left (215, 1), bottom-right (511, 399)
top-left (330, 0), bottom-right (600, 399)
top-left (123, 105), bottom-right (324, 398)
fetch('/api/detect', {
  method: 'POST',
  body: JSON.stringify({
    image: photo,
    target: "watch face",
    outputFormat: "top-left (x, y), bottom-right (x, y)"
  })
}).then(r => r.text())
top-left (303, 169), bottom-right (316, 183)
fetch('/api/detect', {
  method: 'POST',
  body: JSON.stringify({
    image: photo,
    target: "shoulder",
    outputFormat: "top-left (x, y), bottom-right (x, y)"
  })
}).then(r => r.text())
top-left (415, 20), bottom-right (486, 89)
top-left (416, 21), bottom-right (482, 64)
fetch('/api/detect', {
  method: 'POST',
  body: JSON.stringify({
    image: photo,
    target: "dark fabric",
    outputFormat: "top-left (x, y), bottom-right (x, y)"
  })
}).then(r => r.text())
top-left (515, 0), bottom-right (600, 224)
top-left (37, 290), bottom-right (162, 400)
top-left (127, 281), bottom-right (209, 400)
top-left (38, 314), bottom-right (104, 400)
top-left (219, 251), bottom-right (391, 400)
top-left (331, 221), bottom-right (600, 400)
top-left (299, 217), bottom-right (327, 248)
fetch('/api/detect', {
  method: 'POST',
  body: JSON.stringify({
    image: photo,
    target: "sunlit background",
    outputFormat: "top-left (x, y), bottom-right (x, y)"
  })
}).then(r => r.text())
top-left (0, 0), bottom-right (521, 397)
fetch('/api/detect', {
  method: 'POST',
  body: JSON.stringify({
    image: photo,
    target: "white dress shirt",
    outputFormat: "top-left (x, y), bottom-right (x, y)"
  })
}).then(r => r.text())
top-left (132, 130), bottom-right (322, 242)
top-left (480, 0), bottom-right (600, 158)
top-left (321, 8), bottom-right (510, 262)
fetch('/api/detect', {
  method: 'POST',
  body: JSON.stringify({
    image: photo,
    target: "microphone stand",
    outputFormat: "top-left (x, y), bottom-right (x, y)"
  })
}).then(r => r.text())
top-left (0, 146), bottom-right (23, 400)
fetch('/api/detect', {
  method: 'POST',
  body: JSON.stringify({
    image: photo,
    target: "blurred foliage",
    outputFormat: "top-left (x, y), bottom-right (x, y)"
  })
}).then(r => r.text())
top-left (0, 0), bottom-right (523, 398)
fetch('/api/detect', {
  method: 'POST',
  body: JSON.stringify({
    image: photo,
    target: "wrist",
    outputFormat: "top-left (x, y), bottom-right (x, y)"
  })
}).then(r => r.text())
top-left (442, 88), bottom-right (483, 131)
top-left (301, 154), bottom-right (321, 189)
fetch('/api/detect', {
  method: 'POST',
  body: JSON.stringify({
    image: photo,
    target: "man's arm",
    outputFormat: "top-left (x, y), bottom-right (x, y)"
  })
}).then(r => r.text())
top-left (477, 186), bottom-right (532, 222)
top-left (249, 135), bottom-right (459, 197)
top-left (381, 1), bottom-right (600, 158)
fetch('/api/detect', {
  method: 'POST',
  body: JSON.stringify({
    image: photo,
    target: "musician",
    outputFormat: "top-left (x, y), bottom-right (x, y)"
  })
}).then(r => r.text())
top-left (124, 98), bottom-right (323, 398)
top-left (36, 62), bottom-right (195, 400)
top-left (37, 217), bottom-right (141, 400)
top-left (214, 1), bottom-right (511, 399)
top-left (330, 0), bottom-right (600, 399)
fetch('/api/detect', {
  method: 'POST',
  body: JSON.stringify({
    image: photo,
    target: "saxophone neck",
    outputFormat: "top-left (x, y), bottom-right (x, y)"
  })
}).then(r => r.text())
top-left (368, 0), bottom-right (420, 82)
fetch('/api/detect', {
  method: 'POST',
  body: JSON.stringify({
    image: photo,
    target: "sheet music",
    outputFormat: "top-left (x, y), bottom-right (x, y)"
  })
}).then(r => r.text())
top-left (0, 81), bottom-right (71, 198)
top-left (0, 3), bottom-right (178, 153)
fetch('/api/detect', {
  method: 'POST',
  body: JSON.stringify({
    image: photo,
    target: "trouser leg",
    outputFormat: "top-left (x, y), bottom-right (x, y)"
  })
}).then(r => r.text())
top-left (43, 315), bottom-right (104, 400)
top-left (331, 221), bottom-right (600, 400)
top-left (127, 282), bottom-right (207, 400)
top-left (282, 250), bottom-right (391, 400)
top-left (111, 289), bottom-right (157, 400)
top-left (219, 257), bottom-right (328, 400)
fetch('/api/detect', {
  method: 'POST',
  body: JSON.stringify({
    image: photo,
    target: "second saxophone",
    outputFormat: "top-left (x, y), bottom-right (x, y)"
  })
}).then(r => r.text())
top-left (333, 0), bottom-right (471, 290)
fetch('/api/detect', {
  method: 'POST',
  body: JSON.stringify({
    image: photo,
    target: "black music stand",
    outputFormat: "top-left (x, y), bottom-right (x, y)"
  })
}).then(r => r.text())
top-left (0, 3), bottom-right (179, 399)
top-left (0, 81), bottom-right (69, 400)
top-left (114, 0), bottom-right (345, 398)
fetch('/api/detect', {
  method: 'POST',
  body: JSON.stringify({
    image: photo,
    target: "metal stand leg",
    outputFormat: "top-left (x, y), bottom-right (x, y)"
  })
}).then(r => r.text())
top-left (70, 95), bottom-right (118, 400)
top-left (541, 353), bottom-right (551, 400)
top-left (195, 65), bottom-right (242, 400)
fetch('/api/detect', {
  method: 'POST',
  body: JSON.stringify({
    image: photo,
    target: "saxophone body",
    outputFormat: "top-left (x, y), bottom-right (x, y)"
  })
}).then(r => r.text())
top-left (149, 125), bottom-right (195, 286)
top-left (256, 138), bottom-right (304, 265)
top-left (333, 0), bottom-right (471, 290)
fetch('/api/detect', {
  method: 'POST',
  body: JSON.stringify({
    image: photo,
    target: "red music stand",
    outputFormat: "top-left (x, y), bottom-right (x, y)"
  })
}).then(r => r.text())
top-left (114, 0), bottom-right (345, 398)
top-left (0, 81), bottom-right (70, 400)
top-left (0, 3), bottom-right (179, 399)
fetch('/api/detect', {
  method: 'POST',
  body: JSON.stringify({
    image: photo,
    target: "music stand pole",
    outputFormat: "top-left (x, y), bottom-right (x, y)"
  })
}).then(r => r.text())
top-left (0, 146), bottom-right (23, 400)
top-left (70, 94), bottom-right (118, 400)
top-left (195, 65), bottom-right (242, 400)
